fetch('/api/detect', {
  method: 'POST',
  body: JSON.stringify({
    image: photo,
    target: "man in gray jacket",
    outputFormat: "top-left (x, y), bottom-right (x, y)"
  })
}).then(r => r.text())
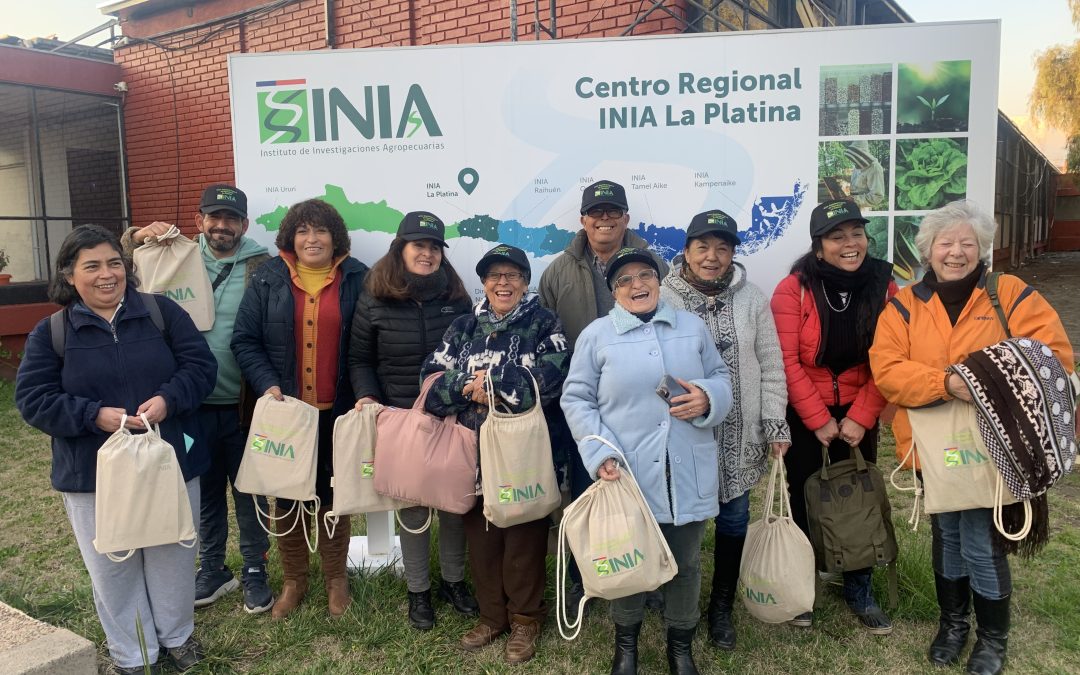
top-left (538, 179), bottom-right (668, 615)
top-left (123, 185), bottom-right (273, 614)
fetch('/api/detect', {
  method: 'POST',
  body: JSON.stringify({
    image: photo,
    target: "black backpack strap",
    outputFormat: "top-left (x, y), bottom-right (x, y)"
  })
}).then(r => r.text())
top-left (211, 262), bottom-right (235, 291)
top-left (986, 272), bottom-right (1012, 338)
top-left (138, 292), bottom-right (166, 334)
top-left (50, 308), bottom-right (67, 357)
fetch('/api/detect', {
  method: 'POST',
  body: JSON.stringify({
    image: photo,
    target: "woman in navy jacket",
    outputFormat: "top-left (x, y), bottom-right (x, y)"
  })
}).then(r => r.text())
top-left (231, 199), bottom-right (367, 619)
top-left (16, 225), bottom-right (216, 674)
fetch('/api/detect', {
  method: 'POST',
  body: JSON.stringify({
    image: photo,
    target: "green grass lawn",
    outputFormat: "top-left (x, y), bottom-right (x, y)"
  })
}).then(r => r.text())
top-left (1, 379), bottom-right (1078, 674)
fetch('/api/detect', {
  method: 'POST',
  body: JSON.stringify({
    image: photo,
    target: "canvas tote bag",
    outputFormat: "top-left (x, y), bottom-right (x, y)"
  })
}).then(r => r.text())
top-left (479, 371), bottom-right (560, 528)
top-left (236, 394), bottom-right (321, 552)
top-left (324, 405), bottom-right (414, 538)
top-left (132, 225), bottom-right (215, 331)
top-left (373, 372), bottom-right (478, 515)
top-left (93, 414), bottom-right (196, 562)
top-left (739, 458), bottom-right (815, 623)
top-left (556, 435), bottom-right (678, 640)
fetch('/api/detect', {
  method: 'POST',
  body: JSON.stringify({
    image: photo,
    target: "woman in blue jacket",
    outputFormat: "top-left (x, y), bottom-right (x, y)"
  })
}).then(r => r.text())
top-left (16, 225), bottom-right (216, 674)
top-left (231, 199), bottom-right (367, 619)
top-left (562, 247), bottom-right (733, 675)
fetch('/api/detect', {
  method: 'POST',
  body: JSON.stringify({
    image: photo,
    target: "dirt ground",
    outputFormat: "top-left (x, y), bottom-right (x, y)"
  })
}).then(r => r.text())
top-left (1010, 251), bottom-right (1080, 350)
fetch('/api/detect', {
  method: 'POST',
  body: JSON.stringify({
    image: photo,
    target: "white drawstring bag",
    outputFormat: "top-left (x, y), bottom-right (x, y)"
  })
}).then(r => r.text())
top-left (739, 458), bottom-right (815, 623)
top-left (132, 225), bottom-right (215, 331)
top-left (236, 394), bottom-right (321, 552)
top-left (93, 414), bottom-right (196, 562)
top-left (324, 405), bottom-right (415, 538)
top-left (556, 435), bottom-right (678, 640)
top-left (479, 372), bottom-right (561, 528)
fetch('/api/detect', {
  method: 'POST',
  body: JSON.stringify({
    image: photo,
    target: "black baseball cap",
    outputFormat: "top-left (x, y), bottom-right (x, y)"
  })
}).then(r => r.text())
top-left (397, 211), bottom-right (448, 247)
top-left (200, 184), bottom-right (247, 218)
top-left (476, 244), bottom-right (531, 281)
top-left (809, 199), bottom-right (868, 237)
top-left (605, 247), bottom-right (660, 289)
top-left (686, 209), bottom-right (741, 245)
top-left (580, 180), bottom-right (629, 215)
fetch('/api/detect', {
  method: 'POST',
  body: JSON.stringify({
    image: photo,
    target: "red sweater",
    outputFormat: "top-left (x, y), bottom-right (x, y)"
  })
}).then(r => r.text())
top-left (770, 273), bottom-right (897, 431)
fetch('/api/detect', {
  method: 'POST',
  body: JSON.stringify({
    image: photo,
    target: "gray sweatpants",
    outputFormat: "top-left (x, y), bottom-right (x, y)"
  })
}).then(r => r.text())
top-left (397, 505), bottom-right (467, 593)
top-left (63, 479), bottom-right (200, 669)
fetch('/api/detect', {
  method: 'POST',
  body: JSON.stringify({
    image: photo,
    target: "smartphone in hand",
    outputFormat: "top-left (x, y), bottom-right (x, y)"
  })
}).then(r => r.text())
top-left (655, 374), bottom-right (688, 406)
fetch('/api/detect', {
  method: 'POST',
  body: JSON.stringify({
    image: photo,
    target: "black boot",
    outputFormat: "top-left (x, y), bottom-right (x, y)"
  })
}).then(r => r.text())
top-left (438, 579), bottom-right (479, 617)
top-left (611, 622), bottom-right (641, 675)
top-left (707, 534), bottom-right (744, 650)
top-left (407, 590), bottom-right (435, 631)
top-left (928, 574), bottom-right (971, 667)
top-left (666, 625), bottom-right (699, 675)
top-left (966, 593), bottom-right (1009, 675)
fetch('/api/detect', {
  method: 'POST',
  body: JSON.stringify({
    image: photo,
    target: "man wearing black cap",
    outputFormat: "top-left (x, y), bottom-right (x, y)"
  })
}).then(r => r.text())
top-left (122, 185), bottom-right (274, 614)
top-left (538, 179), bottom-right (669, 617)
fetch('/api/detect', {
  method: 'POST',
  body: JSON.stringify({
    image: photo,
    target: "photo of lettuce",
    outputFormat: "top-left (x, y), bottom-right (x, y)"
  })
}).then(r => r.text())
top-left (864, 217), bottom-right (889, 261)
top-left (895, 137), bottom-right (968, 211)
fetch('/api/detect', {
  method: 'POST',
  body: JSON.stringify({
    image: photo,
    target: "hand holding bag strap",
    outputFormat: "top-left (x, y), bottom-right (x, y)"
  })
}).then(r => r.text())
top-left (483, 369), bottom-right (543, 420)
top-left (413, 371), bottom-right (460, 425)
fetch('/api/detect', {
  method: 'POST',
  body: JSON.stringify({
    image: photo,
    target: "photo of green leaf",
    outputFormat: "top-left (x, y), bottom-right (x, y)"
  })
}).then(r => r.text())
top-left (893, 215), bottom-right (924, 283)
top-left (894, 137), bottom-right (968, 211)
top-left (896, 61), bottom-right (971, 133)
top-left (864, 217), bottom-right (889, 262)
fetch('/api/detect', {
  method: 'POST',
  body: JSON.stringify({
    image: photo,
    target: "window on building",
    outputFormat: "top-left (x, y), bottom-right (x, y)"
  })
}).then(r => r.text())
top-left (0, 83), bottom-right (128, 283)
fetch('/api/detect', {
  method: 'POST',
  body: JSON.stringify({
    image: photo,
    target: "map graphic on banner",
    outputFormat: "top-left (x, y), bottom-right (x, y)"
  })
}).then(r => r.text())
top-left (230, 21), bottom-right (999, 296)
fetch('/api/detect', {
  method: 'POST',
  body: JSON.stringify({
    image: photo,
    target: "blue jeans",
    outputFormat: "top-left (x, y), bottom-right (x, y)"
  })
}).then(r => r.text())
top-left (931, 508), bottom-right (1012, 600)
top-left (714, 491), bottom-right (750, 538)
top-left (197, 405), bottom-right (269, 570)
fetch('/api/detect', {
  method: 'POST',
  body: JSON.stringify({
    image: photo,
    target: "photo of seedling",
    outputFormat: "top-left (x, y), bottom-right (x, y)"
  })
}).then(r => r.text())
top-left (892, 216), bottom-right (924, 283)
top-left (896, 60), bottom-right (971, 133)
top-left (895, 137), bottom-right (968, 211)
top-left (817, 139), bottom-right (891, 211)
top-left (819, 64), bottom-right (893, 136)
top-left (864, 217), bottom-right (889, 262)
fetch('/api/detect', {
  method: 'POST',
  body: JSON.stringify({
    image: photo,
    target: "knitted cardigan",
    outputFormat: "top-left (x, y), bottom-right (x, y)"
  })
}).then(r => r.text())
top-left (661, 260), bottom-right (791, 503)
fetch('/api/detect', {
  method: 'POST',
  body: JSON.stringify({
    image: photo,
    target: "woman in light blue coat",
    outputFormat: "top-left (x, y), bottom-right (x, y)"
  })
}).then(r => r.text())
top-left (562, 247), bottom-right (733, 675)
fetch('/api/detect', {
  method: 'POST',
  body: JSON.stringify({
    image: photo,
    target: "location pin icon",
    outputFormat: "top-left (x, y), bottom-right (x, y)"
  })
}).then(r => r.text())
top-left (458, 167), bottom-right (479, 195)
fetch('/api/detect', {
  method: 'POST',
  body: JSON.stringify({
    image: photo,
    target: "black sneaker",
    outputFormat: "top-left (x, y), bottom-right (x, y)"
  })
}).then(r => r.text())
top-left (407, 590), bottom-right (435, 630)
top-left (107, 663), bottom-right (162, 675)
top-left (194, 565), bottom-right (239, 608)
top-left (437, 579), bottom-right (479, 617)
top-left (241, 565), bottom-right (275, 614)
top-left (166, 636), bottom-right (204, 672)
top-left (854, 604), bottom-right (893, 635)
top-left (789, 611), bottom-right (814, 628)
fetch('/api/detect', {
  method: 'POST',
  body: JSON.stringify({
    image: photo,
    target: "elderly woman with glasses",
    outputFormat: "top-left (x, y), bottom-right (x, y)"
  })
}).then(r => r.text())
top-left (562, 247), bottom-right (733, 675)
top-left (421, 244), bottom-right (570, 665)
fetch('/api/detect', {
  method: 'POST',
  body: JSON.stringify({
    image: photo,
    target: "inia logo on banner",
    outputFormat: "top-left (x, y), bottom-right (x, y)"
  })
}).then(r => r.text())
top-left (256, 78), bottom-right (443, 144)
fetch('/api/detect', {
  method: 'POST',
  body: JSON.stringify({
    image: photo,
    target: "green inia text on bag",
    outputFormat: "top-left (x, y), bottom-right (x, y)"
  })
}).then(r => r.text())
top-left (132, 225), bottom-right (215, 331)
top-left (479, 371), bottom-right (561, 528)
top-left (555, 435), bottom-right (678, 641)
top-left (739, 458), bottom-right (815, 623)
top-left (236, 394), bottom-right (321, 553)
top-left (804, 444), bottom-right (898, 607)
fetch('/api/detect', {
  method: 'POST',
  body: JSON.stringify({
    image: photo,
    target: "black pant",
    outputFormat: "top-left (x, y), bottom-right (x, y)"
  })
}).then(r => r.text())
top-left (783, 403), bottom-right (879, 538)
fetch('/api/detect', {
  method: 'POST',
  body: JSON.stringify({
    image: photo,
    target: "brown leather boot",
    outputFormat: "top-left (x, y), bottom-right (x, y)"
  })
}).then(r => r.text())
top-left (504, 614), bottom-right (540, 664)
top-left (318, 508), bottom-right (352, 617)
top-left (271, 503), bottom-right (310, 619)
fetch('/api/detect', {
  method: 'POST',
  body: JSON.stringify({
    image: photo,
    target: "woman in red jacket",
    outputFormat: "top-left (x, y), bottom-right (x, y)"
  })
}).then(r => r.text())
top-left (769, 199), bottom-right (897, 633)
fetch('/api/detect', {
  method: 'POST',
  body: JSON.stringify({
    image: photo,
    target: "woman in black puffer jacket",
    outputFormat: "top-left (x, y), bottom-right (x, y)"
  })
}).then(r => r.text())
top-left (347, 211), bottom-right (477, 631)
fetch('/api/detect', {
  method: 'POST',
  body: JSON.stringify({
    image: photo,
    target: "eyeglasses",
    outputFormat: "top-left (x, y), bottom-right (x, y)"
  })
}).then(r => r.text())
top-left (484, 271), bottom-right (525, 283)
top-left (586, 208), bottom-right (626, 220)
top-left (613, 268), bottom-right (658, 288)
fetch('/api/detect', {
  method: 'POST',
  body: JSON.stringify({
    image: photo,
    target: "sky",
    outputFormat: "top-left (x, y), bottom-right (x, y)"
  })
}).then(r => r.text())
top-left (2, 0), bottom-right (1075, 165)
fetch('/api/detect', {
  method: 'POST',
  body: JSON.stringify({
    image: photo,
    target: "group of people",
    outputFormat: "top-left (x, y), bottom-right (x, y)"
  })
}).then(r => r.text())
top-left (14, 176), bottom-right (1075, 675)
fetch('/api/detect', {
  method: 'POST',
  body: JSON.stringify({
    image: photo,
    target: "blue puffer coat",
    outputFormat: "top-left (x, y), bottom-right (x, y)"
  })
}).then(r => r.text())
top-left (15, 289), bottom-right (217, 492)
top-left (231, 255), bottom-right (368, 416)
top-left (561, 301), bottom-right (733, 526)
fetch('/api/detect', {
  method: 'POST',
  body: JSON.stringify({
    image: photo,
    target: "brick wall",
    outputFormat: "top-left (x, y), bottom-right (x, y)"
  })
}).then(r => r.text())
top-left (112, 0), bottom-right (686, 234)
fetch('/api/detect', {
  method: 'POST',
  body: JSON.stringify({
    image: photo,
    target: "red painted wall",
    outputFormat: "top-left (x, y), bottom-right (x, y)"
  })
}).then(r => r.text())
top-left (111, 0), bottom-right (686, 235)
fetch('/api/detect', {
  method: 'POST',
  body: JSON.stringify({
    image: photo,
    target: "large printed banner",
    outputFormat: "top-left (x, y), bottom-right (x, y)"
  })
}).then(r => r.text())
top-left (229, 21), bottom-right (1000, 296)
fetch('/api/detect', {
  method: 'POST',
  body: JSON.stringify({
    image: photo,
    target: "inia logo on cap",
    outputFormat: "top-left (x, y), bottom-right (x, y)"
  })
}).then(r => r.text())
top-left (418, 214), bottom-right (439, 230)
top-left (491, 245), bottom-right (512, 256)
top-left (824, 201), bottom-right (851, 219)
top-left (594, 183), bottom-right (615, 198)
top-left (217, 189), bottom-right (238, 202)
top-left (707, 213), bottom-right (728, 225)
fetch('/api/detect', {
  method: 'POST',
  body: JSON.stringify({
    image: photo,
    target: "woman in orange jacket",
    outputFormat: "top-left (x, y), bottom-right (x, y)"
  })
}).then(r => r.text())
top-left (870, 200), bottom-right (1073, 675)
top-left (770, 199), bottom-right (897, 633)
